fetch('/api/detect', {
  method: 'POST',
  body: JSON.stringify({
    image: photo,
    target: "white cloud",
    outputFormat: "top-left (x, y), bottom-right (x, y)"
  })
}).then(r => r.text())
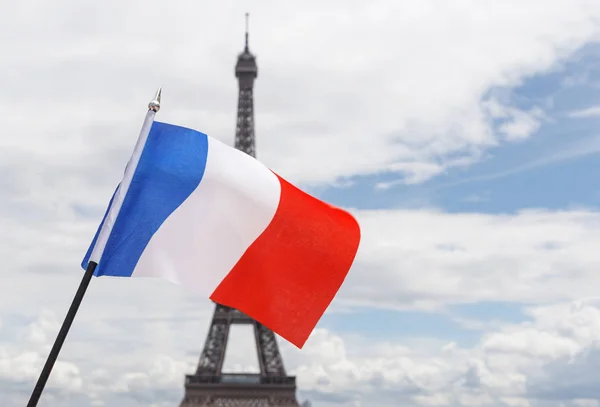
top-left (483, 100), bottom-right (545, 142)
top-left (338, 208), bottom-right (600, 311)
top-left (0, 313), bottom-right (83, 397)
top-left (293, 299), bottom-right (600, 407)
top-left (1, 0), bottom-right (600, 189)
top-left (568, 105), bottom-right (600, 118)
top-left (5, 299), bottom-right (600, 407)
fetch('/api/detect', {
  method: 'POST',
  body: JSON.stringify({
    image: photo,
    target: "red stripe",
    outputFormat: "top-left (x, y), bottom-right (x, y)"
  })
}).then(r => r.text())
top-left (210, 173), bottom-right (361, 348)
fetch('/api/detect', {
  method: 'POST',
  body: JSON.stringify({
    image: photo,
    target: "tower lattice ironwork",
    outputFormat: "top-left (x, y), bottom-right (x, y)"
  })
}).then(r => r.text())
top-left (178, 15), bottom-right (301, 407)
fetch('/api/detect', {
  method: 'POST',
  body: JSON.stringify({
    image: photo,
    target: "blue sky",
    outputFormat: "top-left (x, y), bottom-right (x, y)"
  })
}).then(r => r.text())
top-left (323, 43), bottom-right (600, 215)
top-left (320, 302), bottom-right (532, 348)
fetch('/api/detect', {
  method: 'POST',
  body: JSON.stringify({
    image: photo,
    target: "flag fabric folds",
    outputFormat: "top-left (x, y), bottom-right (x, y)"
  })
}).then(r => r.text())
top-left (82, 121), bottom-right (361, 348)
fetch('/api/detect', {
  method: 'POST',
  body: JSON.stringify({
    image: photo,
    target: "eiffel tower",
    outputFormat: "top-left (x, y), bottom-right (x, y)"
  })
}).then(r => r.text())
top-left (178, 15), bottom-right (301, 407)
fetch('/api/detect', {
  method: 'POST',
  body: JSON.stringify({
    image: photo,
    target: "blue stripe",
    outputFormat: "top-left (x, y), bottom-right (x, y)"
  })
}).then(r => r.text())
top-left (81, 121), bottom-right (210, 277)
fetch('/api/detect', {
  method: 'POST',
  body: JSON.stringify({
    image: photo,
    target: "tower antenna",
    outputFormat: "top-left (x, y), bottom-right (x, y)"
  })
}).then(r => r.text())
top-left (245, 12), bottom-right (250, 50)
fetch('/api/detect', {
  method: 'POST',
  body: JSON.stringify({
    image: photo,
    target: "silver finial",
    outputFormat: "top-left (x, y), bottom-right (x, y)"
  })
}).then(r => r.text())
top-left (148, 87), bottom-right (162, 112)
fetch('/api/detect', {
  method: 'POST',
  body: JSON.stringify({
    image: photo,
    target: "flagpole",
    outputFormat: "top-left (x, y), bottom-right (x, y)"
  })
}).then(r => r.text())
top-left (26, 88), bottom-right (162, 407)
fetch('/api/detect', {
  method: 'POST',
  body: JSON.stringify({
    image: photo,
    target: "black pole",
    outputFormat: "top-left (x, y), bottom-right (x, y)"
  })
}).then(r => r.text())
top-left (26, 261), bottom-right (97, 407)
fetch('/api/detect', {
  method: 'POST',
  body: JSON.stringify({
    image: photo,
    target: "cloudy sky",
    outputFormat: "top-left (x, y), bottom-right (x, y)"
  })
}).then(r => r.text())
top-left (3, 0), bottom-right (600, 406)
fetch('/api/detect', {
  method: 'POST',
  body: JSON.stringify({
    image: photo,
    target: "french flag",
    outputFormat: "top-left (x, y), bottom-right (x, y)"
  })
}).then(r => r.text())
top-left (82, 117), bottom-right (361, 348)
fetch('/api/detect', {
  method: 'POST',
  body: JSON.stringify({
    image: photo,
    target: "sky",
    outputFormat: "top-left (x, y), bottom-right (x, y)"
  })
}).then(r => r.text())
top-left (2, 0), bottom-right (600, 406)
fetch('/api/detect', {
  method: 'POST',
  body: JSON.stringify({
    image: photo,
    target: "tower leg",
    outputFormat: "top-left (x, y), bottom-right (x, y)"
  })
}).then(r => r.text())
top-left (179, 303), bottom-right (300, 406)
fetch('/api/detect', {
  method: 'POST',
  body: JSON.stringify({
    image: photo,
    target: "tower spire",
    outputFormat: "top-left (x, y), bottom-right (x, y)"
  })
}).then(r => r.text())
top-left (234, 12), bottom-right (258, 157)
top-left (245, 12), bottom-right (250, 51)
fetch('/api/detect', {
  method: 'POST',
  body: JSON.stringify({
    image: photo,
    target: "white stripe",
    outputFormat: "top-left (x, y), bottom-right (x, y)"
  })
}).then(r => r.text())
top-left (89, 110), bottom-right (156, 264)
top-left (131, 136), bottom-right (281, 294)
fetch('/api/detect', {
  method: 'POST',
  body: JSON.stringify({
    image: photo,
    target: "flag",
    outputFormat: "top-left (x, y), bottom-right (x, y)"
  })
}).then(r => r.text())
top-left (82, 121), bottom-right (361, 348)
